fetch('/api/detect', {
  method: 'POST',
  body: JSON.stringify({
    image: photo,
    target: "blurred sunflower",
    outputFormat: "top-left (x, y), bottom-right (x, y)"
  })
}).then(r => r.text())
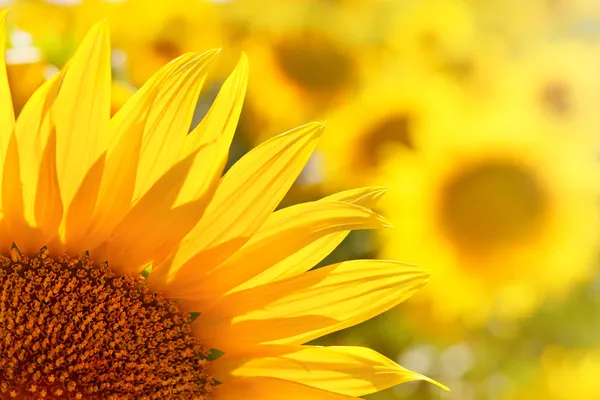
top-left (231, 0), bottom-right (383, 142)
top-left (491, 40), bottom-right (600, 142)
top-left (104, 0), bottom-right (230, 87)
top-left (321, 66), bottom-right (463, 189)
top-left (0, 16), bottom-right (449, 398)
top-left (378, 111), bottom-right (600, 326)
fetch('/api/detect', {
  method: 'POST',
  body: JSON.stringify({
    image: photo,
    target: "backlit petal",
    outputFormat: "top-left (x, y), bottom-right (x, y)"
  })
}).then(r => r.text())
top-left (99, 53), bottom-right (246, 275)
top-left (76, 54), bottom-right (199, 255)
top-left (212, 345), bottom-right (448, 396)
top-left (194, 260), bottom-right (428, 351)
top-left (0, 11), bottom-right (14, 241)
top-left (174, 53), bottom-right (248, 206)
top-left (237, 186), bottom-right (390, 289)
top-left (53, 21), bottom-right (111, 244)
top-left (5, 71), bottom-right (65, 252)
top-left (178, 201), bottom-right (391, 303)
top-left (133, 49), bottom-right (219, 200)
top-left (149, 122), bottom-right (324, 295)
top-left (0, 11), bottom-right (14, 194)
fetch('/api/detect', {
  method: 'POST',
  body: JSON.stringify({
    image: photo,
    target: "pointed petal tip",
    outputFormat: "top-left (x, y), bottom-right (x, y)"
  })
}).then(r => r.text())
top-left (198, 48), bottom-right (222, 60)
top-left (419, 374), bottom-right (450, 392)
top-left (418, 265), bottom-right (432, 281)
top-left (311, 121), bottom-right (327, 134)
top-left (373, 186), bottom-right (391, 197)
top-left (276, 121), bottom-right (326, 142)
top-left (232, 52), bottom-right (249, 74)
top-left (77, 19), bottom-right (110, 52)
top-left (193, 48), bottom-right (222, 70)
top-left (376, 213), bottom-right (394, 229)
top-left (305, 121), bottom-right (326, 128)
top-left (310, 122), bottom-right (326, 140)
top-left (377, 260), bottom-right (431, 281)
top-left (184, 48), bottom-right (221, 65)
top-left (237, 52), bottom-right (250, 71)
top-left (396, 260), bottom-right (431, 282)
top-left (90, 18), bottom-right (110, 34)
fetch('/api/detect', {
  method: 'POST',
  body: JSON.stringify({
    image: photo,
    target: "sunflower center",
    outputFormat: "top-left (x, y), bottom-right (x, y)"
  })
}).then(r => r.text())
top-left (359, 115), bottom-right (414, 166)
top-left (540, 81), bottom-right (571, 116)
top-left (0, 249), bottom-right (212, 399)
top-left (152, 39), bottom-right (182, 60)
top-left (274, 33), bottom-right (354, 98)
top-left (439, 160), bottom-right (545, 251)
top-left (151, 17), bottom-right (189, 60)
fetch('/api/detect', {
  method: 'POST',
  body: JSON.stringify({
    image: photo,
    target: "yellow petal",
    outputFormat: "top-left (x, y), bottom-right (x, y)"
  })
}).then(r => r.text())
top-left (0, 10), bottom-right (13, 131)
top-left (238, 186), bottom-right (390, 289)
top-left (212, 377), bottom-right (357, 400)
top-left (4, 69), bottom-right (65, 252)
top-left (133, 49), bottom-right (219, 201)
top-left (103, 153), bottom-right (204, 275)
top-left (0, 9), bottom-right (13, 146)
top-left (194, 260), bottom-right (428, 351)
top-left (174, 53), bottom-right (248, 206)
top-left (1, 133), bottom-right (27, 248)
top-left (211, 345), bottom-right (448, 396)
top-left (53, 21), bottom-right (111, 243)
top-left (179, 201), bottom-right (391, 303)
top-left (148, 122), bottom-right (324, 295)
top-left (33, 129), bottom-right (63, 247)
top-left (75, 54), bottom-right (198, 255)
top-left (321, 186), bottom-right (389, 205)
top-left (0, 10), bottom-right (14, 220)
top-left (96, 54), bottom-right (246, 275)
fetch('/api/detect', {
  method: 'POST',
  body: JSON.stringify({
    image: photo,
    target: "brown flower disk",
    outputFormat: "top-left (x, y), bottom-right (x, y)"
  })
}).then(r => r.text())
top-left (0, 248), bottom-right (212, 399)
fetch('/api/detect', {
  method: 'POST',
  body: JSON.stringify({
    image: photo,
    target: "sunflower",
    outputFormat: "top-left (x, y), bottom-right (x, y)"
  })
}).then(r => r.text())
top-left (378, 110), bottom-right (600, 326)
top-left (229, 0), bottom-right (386, 142)
top-left (320, 66), bottom-right (464, 189)
top-left (103, 0), bottom-right (230, 87)
top-left (488, 40), bottom-right (600, 143)
top-left (0, 15), bottom-right (449, 399)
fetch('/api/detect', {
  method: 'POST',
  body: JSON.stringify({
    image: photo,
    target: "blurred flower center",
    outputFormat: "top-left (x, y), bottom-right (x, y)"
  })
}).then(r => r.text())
top-left (152, 38), bottom-right (182, 59)
top-left (151, 17), bottom-right (189, 60)
top-left (540, 81), bottom-right (571, 116)
top-left (274, 34), bottom-right (354, 97)
top-left (439, 160), bottom-right (545, 251)
top-left (360, 114), bottom-right (414, 166)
